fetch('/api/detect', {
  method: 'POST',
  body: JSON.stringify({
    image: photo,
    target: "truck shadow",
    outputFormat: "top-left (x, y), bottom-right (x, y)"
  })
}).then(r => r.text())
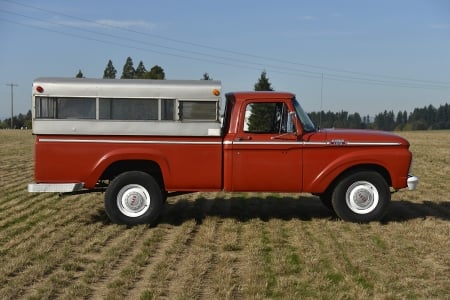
top-left (161, 195), bottom-right (334, 225)
top-left (158, 195), bottom-right (450, 226)
top-left (383, 199), bottom-right (450, 223)
top-left (87, 195), bottom-right (450, 225)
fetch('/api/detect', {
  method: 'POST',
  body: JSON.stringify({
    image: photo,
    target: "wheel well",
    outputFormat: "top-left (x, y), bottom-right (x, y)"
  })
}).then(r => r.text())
top-left (324, 164), bottom-right (391, 195)
top-left (99, 160), bottom-right (164, 189)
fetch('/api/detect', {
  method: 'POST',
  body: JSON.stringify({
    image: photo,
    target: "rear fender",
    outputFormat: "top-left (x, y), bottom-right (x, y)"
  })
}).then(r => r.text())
top-left (85, 148), bottom-right (170, 188)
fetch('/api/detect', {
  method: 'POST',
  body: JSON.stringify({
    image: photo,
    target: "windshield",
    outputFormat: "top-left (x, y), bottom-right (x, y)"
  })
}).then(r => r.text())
top-left (292, 97), bottom-right (316, 132)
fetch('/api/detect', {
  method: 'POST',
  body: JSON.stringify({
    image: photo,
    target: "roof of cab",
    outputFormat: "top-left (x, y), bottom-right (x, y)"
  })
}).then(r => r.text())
top-left (225, 91), bottom-right (295, 99)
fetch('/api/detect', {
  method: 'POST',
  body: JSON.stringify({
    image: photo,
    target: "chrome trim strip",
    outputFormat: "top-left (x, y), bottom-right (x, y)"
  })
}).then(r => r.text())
top-left (346, 142), bottom-right (401, 146)
top-left (303, 142), bottom-right (329, 145)
top-left (234, 141), bottom-right (301, 145)
top-left (233, 141), bottom-right (401, 146)
top-left (38, 138), bottom-right (401, 147)
top-left (38, 138), bottom-right (222, 145)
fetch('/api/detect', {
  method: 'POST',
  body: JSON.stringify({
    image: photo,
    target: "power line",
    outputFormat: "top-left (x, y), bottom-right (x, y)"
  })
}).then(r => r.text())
top-left (0, 9), bottom-right (322, 80)
top-left (1, 0), bottom-right (450, 90)
top-left (5, 83), bottom-right (18, 128)
top-left (5, 0), bottom-right (449, 87)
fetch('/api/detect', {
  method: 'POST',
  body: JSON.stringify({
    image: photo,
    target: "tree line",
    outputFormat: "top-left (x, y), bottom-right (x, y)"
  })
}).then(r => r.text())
top-left (1, 110), bottom-right (32, 129)
top-left (1, 64), bottom-right (448, 131)
top-left (307, 104), bottom-right (450, 131)
top-left (75, 57), bottom-right (166, 80)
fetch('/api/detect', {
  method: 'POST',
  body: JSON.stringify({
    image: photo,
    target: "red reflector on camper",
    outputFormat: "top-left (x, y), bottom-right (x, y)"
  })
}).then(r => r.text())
top-left (212, 89), bottom-right (220, 96)
top-left (36, 86), bottom-right (44, 93)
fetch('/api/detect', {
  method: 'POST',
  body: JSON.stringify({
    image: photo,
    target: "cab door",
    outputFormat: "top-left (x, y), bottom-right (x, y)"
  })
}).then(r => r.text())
top-left (228, 100), bottom-right (302, 192)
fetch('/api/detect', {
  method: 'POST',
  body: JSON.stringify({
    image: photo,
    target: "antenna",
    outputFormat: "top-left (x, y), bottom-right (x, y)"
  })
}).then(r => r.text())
top-left (319, 73), bottom-right (324, 129)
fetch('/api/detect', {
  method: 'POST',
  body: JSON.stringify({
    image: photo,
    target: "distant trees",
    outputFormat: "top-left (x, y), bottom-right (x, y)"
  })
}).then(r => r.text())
top-left (0, 110), bottom-right (31, 129)
top-left (76, 70), bottom-right (84, 78)
top-left (254, 71), bottom-right (274, 91)
top-left (406, 104), bottom-right (450, 130)
top-left (202, 73), bottom-right (212, 80)
top-left (373, 110), bottom-right (396, 131)
top-left (145, 65), bottom-right (165, 79)
top-left (101, 57), bottom-right (166, 80)
top-left (120, 57), bottom-right (135, 79)
top-left (134, 61), bottom-right (147, 79)
top-left (307, 104), bottom-right (450, 131)
top-left (309, 111), bottom-right (366, 129)
top-left (103, 60), bottom-right (117, 79)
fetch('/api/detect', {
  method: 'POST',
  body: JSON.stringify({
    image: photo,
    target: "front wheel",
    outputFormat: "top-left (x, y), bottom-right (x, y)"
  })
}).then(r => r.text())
top-left (331, 171), bottom-right (390, 223)
top-left (105, 171), bottom-right (163, 225)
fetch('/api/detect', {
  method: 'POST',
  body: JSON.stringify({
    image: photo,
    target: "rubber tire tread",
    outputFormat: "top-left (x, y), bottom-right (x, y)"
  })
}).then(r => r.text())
top-left (104, 171), bottom-right (163, 225)
top-left (331, 171), bottom-right (390, 223)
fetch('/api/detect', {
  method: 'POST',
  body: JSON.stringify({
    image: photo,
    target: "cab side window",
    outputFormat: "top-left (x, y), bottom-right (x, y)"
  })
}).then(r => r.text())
top-left (244, 102), bottom-right (289, 133)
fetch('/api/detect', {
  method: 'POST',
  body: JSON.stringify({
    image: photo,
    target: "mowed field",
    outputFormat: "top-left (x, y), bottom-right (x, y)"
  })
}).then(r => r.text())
top-left (0, 130), bottom-right (449, 299)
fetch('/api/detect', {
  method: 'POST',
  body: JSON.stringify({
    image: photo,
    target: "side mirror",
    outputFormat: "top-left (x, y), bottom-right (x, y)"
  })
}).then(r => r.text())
top-left (287, 112), bottom-right (297, 133)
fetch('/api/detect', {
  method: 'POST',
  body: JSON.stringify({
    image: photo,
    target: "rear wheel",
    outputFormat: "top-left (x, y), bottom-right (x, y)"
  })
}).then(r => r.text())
top-left (105, 171), bottom-right (163, 225)
top-left (331, 171), bottom-right (390, 223)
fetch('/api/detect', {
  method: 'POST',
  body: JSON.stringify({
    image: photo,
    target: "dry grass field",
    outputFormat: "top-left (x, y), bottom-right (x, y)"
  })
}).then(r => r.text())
top-left (0, 130), bottom-right (449, 299)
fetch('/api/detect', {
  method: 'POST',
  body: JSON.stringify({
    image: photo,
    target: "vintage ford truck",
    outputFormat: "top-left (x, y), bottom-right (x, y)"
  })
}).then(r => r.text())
top-left (28, 77), bottom-right (418, 224)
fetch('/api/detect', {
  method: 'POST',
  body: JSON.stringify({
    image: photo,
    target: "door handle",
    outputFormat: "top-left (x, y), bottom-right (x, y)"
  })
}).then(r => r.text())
top-left (237, 136), bottom-right (252, 141)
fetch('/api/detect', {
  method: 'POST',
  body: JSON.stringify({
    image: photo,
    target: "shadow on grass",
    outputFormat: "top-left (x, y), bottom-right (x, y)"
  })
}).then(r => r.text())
top-left (160, 195), bottom-right (450, 225)
top-left (88, 194), bottom-right (450, 225)
top-left (160, 195), bottom-right (336, 226)
top-left (384, 199), bottom-right (450, 223)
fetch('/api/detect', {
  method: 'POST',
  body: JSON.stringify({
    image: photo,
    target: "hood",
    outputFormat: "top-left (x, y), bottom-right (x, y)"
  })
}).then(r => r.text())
top-left (303, 128), bottom-right (410, 146)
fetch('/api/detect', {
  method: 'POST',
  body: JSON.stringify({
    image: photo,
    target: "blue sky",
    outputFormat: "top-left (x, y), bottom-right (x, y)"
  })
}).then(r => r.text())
top-left (1, 0), bottom-right (449, 120)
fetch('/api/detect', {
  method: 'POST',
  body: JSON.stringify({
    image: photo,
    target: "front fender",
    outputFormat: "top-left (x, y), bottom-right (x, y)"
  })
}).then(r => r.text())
top-left (303, 147), bottom-right (411, 193)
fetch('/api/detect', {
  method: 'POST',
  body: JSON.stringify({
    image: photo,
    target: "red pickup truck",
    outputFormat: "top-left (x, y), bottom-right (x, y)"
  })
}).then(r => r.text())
top-left (28, 78), bottom-right (418, 224)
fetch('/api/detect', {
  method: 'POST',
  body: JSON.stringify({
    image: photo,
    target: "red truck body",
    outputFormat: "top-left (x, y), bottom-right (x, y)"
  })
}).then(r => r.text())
top-left (29, 78), bottom-right (418, 224)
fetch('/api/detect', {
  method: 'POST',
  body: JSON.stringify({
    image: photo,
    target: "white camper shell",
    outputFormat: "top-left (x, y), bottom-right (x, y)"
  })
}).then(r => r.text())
top-left (32, 77), bottom-right (222, 136)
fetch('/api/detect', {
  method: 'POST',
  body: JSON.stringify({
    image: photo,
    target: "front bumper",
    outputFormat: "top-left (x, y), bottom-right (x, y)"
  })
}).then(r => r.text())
top-left (407, 175), bottom-right (419, 191)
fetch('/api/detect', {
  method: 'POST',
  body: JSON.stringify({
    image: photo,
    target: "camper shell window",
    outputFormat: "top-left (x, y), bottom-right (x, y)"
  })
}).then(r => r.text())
top-left (179, 101), bottom-right (218, 121)
top-left (99, 98), bottom-right (159, 120)
top-left (36, 97), bottom-right (96, 119)
top-left (35, 97), bottom-right (218, 121)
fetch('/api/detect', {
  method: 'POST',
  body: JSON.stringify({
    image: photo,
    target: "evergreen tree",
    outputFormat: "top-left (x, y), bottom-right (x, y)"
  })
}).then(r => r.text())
top-left (76, 70), bottom-right (84, 78)
top-left (103, 60), bottom-right (117, 79)
top-left (254, 71), bottom-right (274, 91)
top-left (436, 103), bottom-right (450, 129)
top-left (402, 111), bottom-right (408, 124)
top-left (348, 112), bottom-right (362, 129)
top-left (373, 110), bottom-right (396, 131)
top-left (247, 72), bottom-right (276, 132)
top-left (121, 57), bottom-right (135, 79)
top-left (202, 73), bottom-right (212, 80)
top-left (145, 65), bottom-right (165, 79)
top-left (395, 111), bottom-right (404, 130)
top-left (135, 61), bottom-right (147, 79)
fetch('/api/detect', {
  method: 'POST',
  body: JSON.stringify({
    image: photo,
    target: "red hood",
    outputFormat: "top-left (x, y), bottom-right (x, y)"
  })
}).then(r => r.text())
top-left (303, 128), bottom-right (410, 146)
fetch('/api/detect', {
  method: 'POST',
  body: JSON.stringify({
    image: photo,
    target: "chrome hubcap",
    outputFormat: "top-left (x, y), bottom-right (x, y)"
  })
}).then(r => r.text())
top-left (346, 181), bottom-right (379, 214)
top-left (117, 184), bottom-right (150, 217)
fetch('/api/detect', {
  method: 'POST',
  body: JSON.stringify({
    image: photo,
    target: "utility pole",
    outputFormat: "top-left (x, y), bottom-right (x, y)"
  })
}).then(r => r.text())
top-left (6, 83), bottom-right (18, 129)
